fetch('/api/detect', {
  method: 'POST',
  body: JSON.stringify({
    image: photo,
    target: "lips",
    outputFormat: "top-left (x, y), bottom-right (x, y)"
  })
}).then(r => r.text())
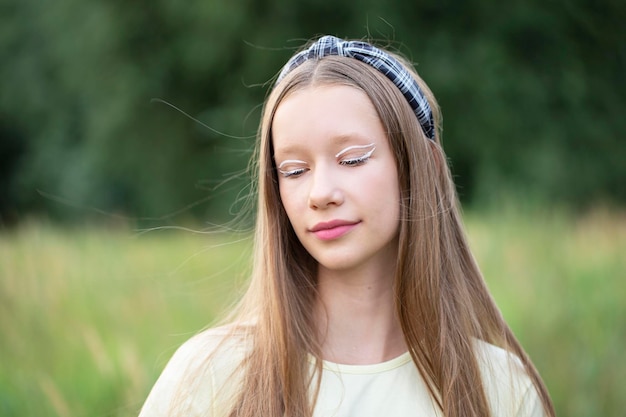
top-left (309, 219), bottom-right (360, 240)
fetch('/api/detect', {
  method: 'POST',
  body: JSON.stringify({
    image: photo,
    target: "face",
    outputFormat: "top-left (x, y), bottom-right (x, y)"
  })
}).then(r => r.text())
top-left (272, 85), bottom-right (400, 274)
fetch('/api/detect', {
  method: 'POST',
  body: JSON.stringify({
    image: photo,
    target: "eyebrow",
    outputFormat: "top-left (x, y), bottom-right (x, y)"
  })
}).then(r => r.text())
top-left (335, 143), bottom-right (376, 158)
top-left (273, 134), bottom-right (375, 160)
top-left (277, 159), bottom-right (306, 169)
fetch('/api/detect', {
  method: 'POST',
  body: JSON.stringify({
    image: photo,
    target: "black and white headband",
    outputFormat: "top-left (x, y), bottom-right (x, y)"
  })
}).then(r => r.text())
top-left (277, 35), bottom-right (435, 141)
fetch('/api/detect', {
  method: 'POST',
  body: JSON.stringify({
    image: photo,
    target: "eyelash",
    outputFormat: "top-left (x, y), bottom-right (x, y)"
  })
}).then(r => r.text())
top-left (339, 149), bottom-right (375, 167)
top-left (280, 168), bottom-right (307, 178)
top-left (278, 147), bottom-right (375, 178)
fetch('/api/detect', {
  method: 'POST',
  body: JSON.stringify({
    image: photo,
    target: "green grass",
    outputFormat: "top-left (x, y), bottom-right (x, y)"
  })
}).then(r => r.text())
top-left (1, 208), bottom-right (624, 416)
top-left (0, 222), bottom-right (251, 416)
top-left (465, 206), bottom-right (626, 416)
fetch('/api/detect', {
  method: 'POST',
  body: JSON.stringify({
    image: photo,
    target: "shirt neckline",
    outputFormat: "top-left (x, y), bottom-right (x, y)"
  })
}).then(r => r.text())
top-left (311, 351), bottom-right (413, 375)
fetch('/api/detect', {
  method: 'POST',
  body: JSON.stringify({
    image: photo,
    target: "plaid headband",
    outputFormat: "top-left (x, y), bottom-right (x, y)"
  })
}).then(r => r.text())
top-left (277, 35), bottom-right (435, 141)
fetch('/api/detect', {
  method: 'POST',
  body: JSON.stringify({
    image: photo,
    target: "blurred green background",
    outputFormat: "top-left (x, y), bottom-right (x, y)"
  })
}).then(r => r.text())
top-left (1, 0), bottom-right (625, 416)
top-left (1, 0), bottom-right (625, 223)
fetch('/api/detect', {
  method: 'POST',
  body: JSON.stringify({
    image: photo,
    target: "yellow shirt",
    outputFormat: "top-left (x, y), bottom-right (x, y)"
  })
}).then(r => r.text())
top-left (138, 328), bottom-right (545, 417)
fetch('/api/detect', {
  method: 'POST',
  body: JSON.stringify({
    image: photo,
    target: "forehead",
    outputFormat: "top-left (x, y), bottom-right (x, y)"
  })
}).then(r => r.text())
top-left (271, 84), bottom-right (386, 155)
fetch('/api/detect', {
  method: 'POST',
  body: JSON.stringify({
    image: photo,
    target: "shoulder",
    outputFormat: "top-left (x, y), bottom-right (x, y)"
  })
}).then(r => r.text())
top-left (155, 325), bottom-right (249, 384)
top-left (474, 340), bottom-right (546, 417)
top-left (138, 325), bottom-right (251, 417)
top-left (173, 325), bottom-right (250, 368)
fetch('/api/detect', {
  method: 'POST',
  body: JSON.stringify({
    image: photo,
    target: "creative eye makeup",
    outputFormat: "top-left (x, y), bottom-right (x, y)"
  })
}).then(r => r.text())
top-left (278, 159), bottom-right (308, 178)
top-left (336, 143), bottom-right (376, 167)
top-left (276, 143), bottom-right (377, 178)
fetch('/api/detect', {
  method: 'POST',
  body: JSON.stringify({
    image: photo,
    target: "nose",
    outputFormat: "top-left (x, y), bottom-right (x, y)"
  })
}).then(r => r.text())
top-left (308, 166), bottom-right (344, 209)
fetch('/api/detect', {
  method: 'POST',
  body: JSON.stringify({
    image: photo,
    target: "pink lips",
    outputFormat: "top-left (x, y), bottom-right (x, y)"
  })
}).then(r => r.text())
top-left (309, 220), bottom-right (360, 240)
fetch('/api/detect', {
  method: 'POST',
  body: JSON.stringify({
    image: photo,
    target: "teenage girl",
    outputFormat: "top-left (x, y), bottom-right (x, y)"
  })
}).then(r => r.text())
top-left (138, 35), bottom-right (555, 417)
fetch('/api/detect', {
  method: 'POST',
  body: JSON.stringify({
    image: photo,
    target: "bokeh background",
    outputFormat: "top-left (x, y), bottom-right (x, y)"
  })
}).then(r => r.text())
top-left (1, 0), bottom-right (624, 416)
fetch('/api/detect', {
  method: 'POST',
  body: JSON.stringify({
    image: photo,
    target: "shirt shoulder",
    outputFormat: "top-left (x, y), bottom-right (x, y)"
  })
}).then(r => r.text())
top-left (474, 340), bottom-right (546, 417)
top-left (138, 325), bottom-right (250, 417)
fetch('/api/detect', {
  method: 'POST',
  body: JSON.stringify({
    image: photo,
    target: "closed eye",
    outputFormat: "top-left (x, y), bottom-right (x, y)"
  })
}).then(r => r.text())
top-left (279, 167), bottom-right (308, 178)
top-left (277, 159), bottom-right (308, 178)
top-left (338, 146), bottom-right (376, 167)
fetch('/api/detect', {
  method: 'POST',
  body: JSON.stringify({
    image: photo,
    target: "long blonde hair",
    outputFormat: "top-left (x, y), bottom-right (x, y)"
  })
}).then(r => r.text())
top-left (215, 40), bottom-right (555, 417)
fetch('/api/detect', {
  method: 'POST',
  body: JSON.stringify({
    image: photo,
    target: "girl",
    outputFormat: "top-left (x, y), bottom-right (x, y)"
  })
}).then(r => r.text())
top-left (138, 35), bottom-right (555, 417)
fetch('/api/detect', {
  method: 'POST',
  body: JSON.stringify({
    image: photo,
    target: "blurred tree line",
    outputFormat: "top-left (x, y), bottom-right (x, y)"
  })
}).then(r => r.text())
top-left (1, 0), bottom-right (624, 226)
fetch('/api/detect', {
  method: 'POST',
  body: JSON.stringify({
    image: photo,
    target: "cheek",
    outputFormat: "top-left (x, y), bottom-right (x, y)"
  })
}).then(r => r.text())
top-left (278, 183), bottom-right (300, 219)
top-left (367, 169), bottom-right (401, 222)
top-left (364, 165), bottom-right (400, 201)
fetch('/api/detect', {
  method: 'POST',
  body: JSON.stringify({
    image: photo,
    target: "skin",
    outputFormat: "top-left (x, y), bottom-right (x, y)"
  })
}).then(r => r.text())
top-left (272, 85), bottom-right (407, 364)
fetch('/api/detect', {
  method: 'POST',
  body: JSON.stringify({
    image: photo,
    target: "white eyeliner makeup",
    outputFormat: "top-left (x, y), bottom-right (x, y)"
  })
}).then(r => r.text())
top-left (277, 159), bottom-right (308, 178)
top-left (278, 159), bottom-right (307, 169)
top-left (334, 143), bottom-right (376, 158)
top-left (277, 143), bottom-right (377, 177)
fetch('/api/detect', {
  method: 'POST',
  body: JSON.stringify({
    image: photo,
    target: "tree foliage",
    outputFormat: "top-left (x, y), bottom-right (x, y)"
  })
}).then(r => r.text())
top-left (1, 0), bottom-right (624, 225)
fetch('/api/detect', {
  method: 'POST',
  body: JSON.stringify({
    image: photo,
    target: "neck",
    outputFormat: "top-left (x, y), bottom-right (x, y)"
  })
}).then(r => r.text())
top-left (314, 263), bottom-right (407, 365)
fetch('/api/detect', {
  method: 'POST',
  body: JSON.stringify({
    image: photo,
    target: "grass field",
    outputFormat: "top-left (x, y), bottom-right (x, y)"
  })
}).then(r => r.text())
top-left (1, 207), bottom-right (625, 416)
